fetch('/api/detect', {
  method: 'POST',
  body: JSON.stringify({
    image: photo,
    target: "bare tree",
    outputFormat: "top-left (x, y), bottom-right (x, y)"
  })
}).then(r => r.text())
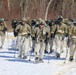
top-left (45, 0), bottom-right (53, 20)
top-left (7, 0), bottom-right (10, 12)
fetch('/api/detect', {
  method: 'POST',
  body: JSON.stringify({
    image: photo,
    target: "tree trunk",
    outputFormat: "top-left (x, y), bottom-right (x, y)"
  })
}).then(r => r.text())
top-left (45, 0), bottom-right (53, 20)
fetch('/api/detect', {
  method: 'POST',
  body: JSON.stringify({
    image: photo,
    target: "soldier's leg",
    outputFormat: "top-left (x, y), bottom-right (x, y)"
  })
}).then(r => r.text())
top-left (55, 35), bottom-right (61, 58)
top-left (32, 40), bottom-right (35, 51)
top-left (50, 38), bottom-right (53, 53)
top-left (35, 42), bottom-right (40, 61)
top-left (39, 42), bottom-right (45, 62)
top-left (1, 35), bottom-right (5, 48)
top-left (18, 37), bottom-right (23, 58)
top-left (54, 36), bottom-right (57, 52)
top-left (54, 35), bottom-right (60, 58)
top-left (70, 44), bottom-right (75, 56)
top-left (45, 39), bottom-right (50, 53)
top-left (18, 42), bottom-right (23, 58)
top-left (16, 36), bottom-right (21, 50)
top-left (62, 37), bottom-right (68, 53)
top-left (54, 35), bottom-right (59, 52)
top-left (28, 36), bottom-right (32, 52)
top-left (69, 41), bottom-right (75, 61)
top-left (63, 37), bottom-right (68, 48)
top-left (60, 36), bottom-right (64, 53)
top-left (46, 38), bottom-right (53, 53)
top-left (58, 36), bottom-right (62, 54)
top-left (22, 37), bottom-right (30, 59)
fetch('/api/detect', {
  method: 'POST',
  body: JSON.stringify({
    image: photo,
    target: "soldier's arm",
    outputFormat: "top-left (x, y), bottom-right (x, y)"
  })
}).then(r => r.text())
top-left (51, 25), bottom-right (56, 34)
top-left (46, 27), bottom-right (50, 38)
top-left (69, 25), bottom-right (74, 37)
top-left (3, 21), bottom-right (8, 31)
top-left (52, 25), bottom-right (57, 36)
top-left (32, 27), bottom-right (37, 38)
top-left (64, 24), bottom-right (68, 34)
top-left (15, 25), bottom-right (22, 32)
top-left (27, 25), bottom-right (31, 34)
top-left (4, 22), bottom-right (7, 28)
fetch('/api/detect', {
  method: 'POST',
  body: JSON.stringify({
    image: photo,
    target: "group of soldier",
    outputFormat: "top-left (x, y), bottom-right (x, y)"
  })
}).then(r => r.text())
top-left (0, 16), bottom-right (76, 63)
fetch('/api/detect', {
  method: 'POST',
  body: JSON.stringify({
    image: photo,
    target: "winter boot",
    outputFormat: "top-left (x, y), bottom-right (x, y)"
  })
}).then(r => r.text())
top-left (39, 58), bottom-right (44, 63)
top-left (44, 50), bottom-right (48, 54)
top-left (0, 46), bottom-right (3, 49)
top-left (35, 57), bottom-right (39, 63)
top-left (18, 55), bottom-right (22, 59)
top-left (23, 56), bottom-right (27, 59)
top-left (56, 52), bottom-right (60, 58)
top-left (50, 50), bottom-right (54, 53)
top-left (69, 56), bottom-right (74, 62)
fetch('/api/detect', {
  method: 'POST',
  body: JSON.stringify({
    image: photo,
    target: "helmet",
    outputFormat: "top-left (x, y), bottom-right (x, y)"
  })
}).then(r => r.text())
top-left (0, 18), bottom-right (4, 23)
top-left (73, 20), bottom-right (76, 26)
top-left (38, 18), bottom-right (45, 25)
top-left (22, 17), bottom-right (27, 22)
top-left (57, 16), bottom-right (63, 22)
top-left (36, 19), bottom-right (40, 25)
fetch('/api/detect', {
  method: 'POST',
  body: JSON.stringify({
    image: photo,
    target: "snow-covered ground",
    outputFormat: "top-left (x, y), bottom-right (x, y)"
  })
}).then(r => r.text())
top-left (0, 32), bottom-right (76, 75)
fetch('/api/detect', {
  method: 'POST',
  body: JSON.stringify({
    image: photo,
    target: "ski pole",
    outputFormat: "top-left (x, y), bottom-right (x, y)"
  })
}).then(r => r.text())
top-left (64, 47), bottom-right (68, 63)
top-left (13, 40), bottom-right (16, 58)
top-left (28, 49), bottom-right (31, 61)
top-left (48, 51), bottom-right (50, 63)
top-left (29, 36), bottom-right (32, 61)
top-left (6, 31), bottom-right (9, 48)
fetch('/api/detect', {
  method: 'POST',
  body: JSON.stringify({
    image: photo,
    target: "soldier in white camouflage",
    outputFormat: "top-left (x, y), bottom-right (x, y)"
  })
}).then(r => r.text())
top-left (32, 18), bottom-right (50, 63)
top-left (15, 18), bottom-right (31, 59)
top-left (0, 18), bottom-right (8, 49)
top-left (54, 16), bottom-right (68, 58)
top-left (68, 20), bottom-right (76, 61)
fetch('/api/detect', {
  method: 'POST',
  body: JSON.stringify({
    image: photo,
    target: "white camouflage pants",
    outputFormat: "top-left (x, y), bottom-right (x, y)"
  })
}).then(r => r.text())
top-left (16, 36), bottom-right (22, 50)
top-left (54, 35), bottom-right (64, 54)
top-left (47, 38), bottom-right (53, 53)
top-left (0, 35), bottom-right (5, 47)
top-left (69, 38), bottom-right (76, 57)
top-left (18, 36), bottom-right (31, 57)
top-left (35, 41), bottom-right (45, 59)
top-left (32, 40), bottom-right (35, 51)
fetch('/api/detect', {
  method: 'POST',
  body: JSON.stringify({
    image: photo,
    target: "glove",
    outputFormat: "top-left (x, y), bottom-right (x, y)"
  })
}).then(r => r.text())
top-left (14, 31), bottom-right (18, 37)
top-left (4, 27), bottom-right (8, 31)
top-left (32, 37), bottom-right (36, 40)
top-left (65, 33), bottom-right (68, 37)
top-left (45, 32), bottom-right (48, 36)
top-left (28, 33), bottom-right (31, 37)
top-left (51, 33), bottom-right (54, 38)
top-left (17, 29), bottom-right (20, 32)
top-left (2, 27), bottom-right (8, 32)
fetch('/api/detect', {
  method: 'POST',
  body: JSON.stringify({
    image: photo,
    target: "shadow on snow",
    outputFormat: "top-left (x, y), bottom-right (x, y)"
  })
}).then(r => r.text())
top-left (44, 55), bottom-right (65, 61)
top-left (6, 58), bottom-right (34, 63)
